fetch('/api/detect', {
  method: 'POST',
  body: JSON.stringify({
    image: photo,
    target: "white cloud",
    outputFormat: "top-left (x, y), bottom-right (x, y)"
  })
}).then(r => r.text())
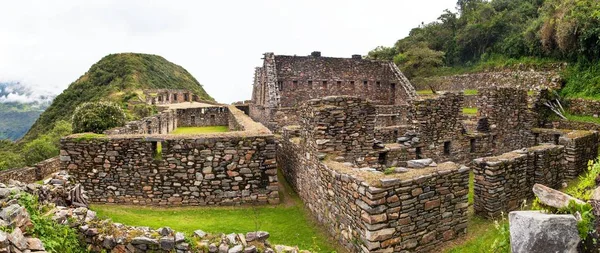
top-left (0, 93), bottom-right (38, 104)
top-left (0, 0), bottom-right (457, 103)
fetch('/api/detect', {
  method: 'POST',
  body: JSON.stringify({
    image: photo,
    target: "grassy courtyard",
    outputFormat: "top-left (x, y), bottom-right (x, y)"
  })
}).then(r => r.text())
top-left (462, 107), bottom-right (478, 115)
top-left (92, 173), bottom-right (341, 252)
top-left (171, 126), bottom-right (229, 134)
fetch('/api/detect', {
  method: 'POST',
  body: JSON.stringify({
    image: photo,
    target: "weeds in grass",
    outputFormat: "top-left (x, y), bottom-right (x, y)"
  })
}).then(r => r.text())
top-left (383, 167), bottom-right (395, 175)
top-left (490, 213), bottom-right (510, 253)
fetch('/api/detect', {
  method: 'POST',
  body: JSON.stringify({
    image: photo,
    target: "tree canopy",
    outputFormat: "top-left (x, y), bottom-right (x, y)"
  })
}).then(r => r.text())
top-left (368, 0), bottom-right (600, 77)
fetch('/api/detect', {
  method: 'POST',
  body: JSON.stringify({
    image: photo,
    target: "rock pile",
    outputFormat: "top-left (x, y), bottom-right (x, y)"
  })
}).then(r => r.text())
top-left (0, 172), bottom-right (307, 253)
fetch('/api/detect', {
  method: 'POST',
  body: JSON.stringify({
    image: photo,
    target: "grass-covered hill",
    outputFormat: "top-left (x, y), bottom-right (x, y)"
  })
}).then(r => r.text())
top-left (23, 53), bottom-right (213, 142)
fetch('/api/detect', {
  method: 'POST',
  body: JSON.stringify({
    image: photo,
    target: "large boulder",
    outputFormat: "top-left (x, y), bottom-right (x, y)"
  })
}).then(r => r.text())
top-left (509, 211), bottom-right (580, 253)
top-left (532, 184), bottom-right (585, 209)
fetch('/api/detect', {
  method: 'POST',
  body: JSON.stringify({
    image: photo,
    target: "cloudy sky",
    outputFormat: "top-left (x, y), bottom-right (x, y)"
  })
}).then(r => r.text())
top-left (0, 0), bottom-right (457, 104)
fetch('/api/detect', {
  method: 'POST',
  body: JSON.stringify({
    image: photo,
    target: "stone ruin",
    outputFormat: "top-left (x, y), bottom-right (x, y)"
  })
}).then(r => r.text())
top-left (242, 52), bottom-right (599, 252)
top-left (39, 52), bottom-right (599, 252)
top-left (249, 51), bottom-right (417, 131)
top-left (61, 101), bottom-right (279, 206)
top-left (143, 89), bottom-right (212, 105)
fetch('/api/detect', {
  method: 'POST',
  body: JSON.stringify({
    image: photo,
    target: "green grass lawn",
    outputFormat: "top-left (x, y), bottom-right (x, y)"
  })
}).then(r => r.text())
top-left (564, 112), bottom-right (600, 125)
top-left (417, 90), bottom-right (435, 95)
top-left (463, 107), bottom-right (478, 115)
top-left (442, 170), bottom-right (509, 253)
top-left (171, 126), bottom-right (229, 134)
top-left (464, 89), bottom-right (478, 96)
top-left (91, 172), bottom-right (341, 252)
top-left (443, 214), bottom-right (507, 253)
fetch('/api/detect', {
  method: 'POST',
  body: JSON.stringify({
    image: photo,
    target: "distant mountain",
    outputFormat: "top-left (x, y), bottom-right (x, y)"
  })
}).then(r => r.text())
top-left (0, 82), bottom-right (55, 141)
top-left (22, 53), bottom-right (213, 142)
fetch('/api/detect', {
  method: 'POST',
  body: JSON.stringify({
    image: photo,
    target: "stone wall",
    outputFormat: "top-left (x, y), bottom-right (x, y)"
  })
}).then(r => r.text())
top-left (477, 87), bottom-right (535, 154)
top-left (300, 96), bottom-right (378, 166)
top-left (473, 144), bottom-right (565, 217)
top-left (144, 89), bottom-right (211, 105)
top-left (374, 125), bottom-right (412, 144)
top-left (463, 95), bottom-right (478, 108)
top-left (278, 127), bottom-right (469, 252)
top-left (532, 128), bottom-right (598, 178)
top-left (62, 106), bottom-right (278, 206)
top-left (0, 157), bottom-right (61, 183)
top-left (566, 98), bottom-right (600, 117)
top-left (549, 120), bottom-right (600, 135)
top-left (104, 109), bottom-right (177, 135)
top-left (561, 131), bottom-right (599, 178)
top-left (276, 96), bottom-right (470, 252)
top-left (271, 54), bottom-right (414, 107)
top-left (414, 70), bottom-right (562, 91)
top-left (374, 105), bottom-right (409, 128)
top-left (0, 172), bottom-right (301, 253)
top-left (176, 106), bottom-right (229, 127)
top-left (61, 135), bottom-right (278, 206)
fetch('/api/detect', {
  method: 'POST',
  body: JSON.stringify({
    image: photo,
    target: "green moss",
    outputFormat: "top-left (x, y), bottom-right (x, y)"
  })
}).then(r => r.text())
top-left (383, 167), bottom-right (395, 175)
top-left (171, 126), bottom-right (229, 135)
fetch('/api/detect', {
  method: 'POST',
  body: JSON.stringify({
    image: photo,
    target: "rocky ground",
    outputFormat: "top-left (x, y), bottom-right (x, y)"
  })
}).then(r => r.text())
top-left (0, 171), bottom-right (308, 253)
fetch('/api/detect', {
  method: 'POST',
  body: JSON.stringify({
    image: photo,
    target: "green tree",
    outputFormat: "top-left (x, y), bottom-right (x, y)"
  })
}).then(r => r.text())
top-left (72, 102), bottom-right (126, 134)
top-left (394, 44), bottom-right (445, 79)
top-left (366, 46), bottom-right (397, 61)
top-left (22, 137), bottom-right (58, 166)
top-left (0, 151), bottom-right (25, 170)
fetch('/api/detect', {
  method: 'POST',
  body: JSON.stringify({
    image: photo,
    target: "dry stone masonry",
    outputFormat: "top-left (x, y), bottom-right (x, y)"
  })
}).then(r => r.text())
top-left (249, 52), bottom-right (417, 132)
top-left (61, 104), bottom-right (279, 206)
top-left (473, 144), bottom-right (565, 217)
top-left (414, 69), bottom-right (563, 91)
top-left (0, 172), bottom-right (301, 253)
top-left (0, 157), bottom-right (61, 184)
top-left (278, 96), bottom-right (469, 252)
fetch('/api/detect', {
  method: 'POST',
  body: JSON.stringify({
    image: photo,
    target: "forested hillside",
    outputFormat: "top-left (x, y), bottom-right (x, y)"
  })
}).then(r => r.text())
top-left (368, 0), bottom-right (600, 98)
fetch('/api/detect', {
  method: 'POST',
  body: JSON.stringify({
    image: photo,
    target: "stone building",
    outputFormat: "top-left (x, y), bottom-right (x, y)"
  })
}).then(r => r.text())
top-left (249, 52), bottom-right (417, 131)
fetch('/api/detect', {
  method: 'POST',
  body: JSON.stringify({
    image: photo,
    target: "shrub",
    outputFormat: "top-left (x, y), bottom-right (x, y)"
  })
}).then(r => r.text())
top-left (0, 151), bottom-right (25, 170)
top-left (72, 101), bottom-right (126, 134)
top-left (22, 137), bottom-right (58, 166)
top-left (18, 193), bottom-right (86, 252)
